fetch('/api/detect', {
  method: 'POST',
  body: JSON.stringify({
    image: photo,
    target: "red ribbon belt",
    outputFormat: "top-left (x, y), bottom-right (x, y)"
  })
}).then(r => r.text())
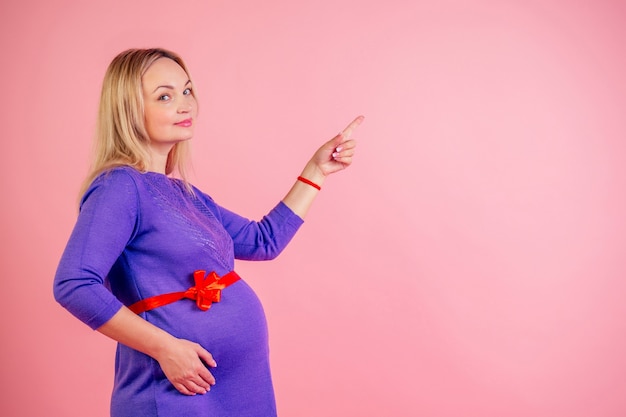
top-left (129, 270), bottom-right (241, 314)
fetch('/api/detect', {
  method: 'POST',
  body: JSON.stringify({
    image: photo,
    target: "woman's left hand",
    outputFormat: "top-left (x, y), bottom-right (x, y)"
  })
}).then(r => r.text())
top-left (283, 115), bottom-right (364, 218)
top-left (310, 115), bottom-right (364, 177)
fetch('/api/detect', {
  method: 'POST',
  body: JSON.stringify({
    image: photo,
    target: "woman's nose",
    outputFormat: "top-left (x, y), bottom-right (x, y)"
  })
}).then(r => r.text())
top-left (178, 102), bottom-right (192, 113)
top-left (178, 97), bottom-right (194, 113)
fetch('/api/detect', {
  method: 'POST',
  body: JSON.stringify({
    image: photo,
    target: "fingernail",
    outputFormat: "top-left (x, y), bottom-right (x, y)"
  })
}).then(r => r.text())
top-left (332, 152), bottom-right (339, 159)
top-left (335, 146), bottom-right (343, 152)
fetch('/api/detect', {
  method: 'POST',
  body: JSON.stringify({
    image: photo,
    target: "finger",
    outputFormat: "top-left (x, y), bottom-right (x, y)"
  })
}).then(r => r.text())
top-left (198, 366), bottom-right (216, 386)
top-left (340, 115), bottom-right (364, 139)
top-left (174, 383), bottom-right (196, 396)
top-left (333, 139), bottom-right (356, 152)
top-left (332, 139), bottom-right (356, 159)
top-left (197, 348), bottom-right (217, 368)
top-left (186, 379), bottom-right (210, 394)
top-left (331, 155), bottom-right (353, 166)
top-left (328, 136), bottom-right (356, 160)
top-left (332, 146), bottom-right (355, 160)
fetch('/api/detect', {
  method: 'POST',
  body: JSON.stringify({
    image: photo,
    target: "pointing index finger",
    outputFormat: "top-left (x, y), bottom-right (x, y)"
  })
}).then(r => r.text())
top-left (341, 115), bottom-right (365, 139)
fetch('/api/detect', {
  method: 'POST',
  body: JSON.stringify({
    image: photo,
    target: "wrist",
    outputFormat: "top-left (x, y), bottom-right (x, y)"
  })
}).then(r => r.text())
top-left (299, 162), bottom-right (325, 188)
top-left (297, 176), bottom-right (321, 190)
top-left (145, 329), bottom-right (179, 362)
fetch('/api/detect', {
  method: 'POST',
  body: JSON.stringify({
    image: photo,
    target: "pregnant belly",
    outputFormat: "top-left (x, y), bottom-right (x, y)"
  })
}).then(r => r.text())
top-left (147, 279), bottom-right (270, 367)
top-left (111, 279), bottom-right (277, 417)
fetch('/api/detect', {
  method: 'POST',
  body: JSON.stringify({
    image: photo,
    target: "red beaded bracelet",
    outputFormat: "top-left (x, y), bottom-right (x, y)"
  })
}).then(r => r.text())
top-left (297, 176), bottom-right (321, 191)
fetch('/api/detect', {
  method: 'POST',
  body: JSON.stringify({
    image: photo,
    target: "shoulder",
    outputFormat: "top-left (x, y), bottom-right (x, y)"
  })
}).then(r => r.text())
top-left (76, 166), bottom-right (141, 241)
top-left (91, 165), bottom-right (142, 184)
top-left (80, 166), bottom-right (142, 208)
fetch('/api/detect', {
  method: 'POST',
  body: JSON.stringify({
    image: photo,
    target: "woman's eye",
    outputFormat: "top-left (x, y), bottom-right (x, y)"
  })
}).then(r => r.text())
top-left (158, 94), bottom-right (171, 101)
top-left (183, 88), bottom-right (192, 96)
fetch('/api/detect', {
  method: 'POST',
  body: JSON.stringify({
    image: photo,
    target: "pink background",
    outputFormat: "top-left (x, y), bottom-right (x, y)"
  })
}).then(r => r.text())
top-left (1, 0), bottom-right (625, 416)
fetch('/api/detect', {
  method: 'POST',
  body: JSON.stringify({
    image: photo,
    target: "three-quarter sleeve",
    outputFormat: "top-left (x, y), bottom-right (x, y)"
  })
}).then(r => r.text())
top-left (53, 169), bottom-right (139, 329)
top-left (197, 191), bottom-right (304, 261)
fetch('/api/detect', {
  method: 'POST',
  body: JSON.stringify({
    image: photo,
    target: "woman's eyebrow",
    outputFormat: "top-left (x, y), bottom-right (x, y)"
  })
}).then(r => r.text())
top-left (151, 80), bottom-right (192, 93)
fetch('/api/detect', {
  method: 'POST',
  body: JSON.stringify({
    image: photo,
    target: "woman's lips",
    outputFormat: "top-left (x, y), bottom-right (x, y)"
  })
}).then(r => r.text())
top-left (175, 118), bottom-right (193, 127)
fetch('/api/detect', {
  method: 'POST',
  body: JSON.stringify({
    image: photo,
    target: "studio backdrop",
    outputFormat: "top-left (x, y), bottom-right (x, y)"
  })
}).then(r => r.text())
top-left (1, 0), bottom-right (625, 416)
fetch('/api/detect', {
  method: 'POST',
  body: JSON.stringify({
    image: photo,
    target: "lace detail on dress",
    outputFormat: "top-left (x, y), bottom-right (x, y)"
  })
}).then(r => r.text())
top-left (142, 173), bottom-right (233, 271)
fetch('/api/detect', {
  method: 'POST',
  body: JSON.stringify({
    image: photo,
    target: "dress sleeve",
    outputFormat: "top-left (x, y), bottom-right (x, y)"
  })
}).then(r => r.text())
top-left (197, 191), bottom-right (304, 261)
top-left (53, 169), bottom-right (139, 330)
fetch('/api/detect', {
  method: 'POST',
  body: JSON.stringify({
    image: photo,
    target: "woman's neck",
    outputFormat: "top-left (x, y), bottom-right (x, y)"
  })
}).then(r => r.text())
top-left (147, 144), bottom-right (173, 174)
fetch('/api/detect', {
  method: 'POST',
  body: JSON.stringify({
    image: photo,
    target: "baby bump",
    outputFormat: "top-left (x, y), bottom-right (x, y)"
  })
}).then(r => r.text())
top-left (112, 279), bottom-right (276, 416)
top-left (147, 279), bottom-right (270, 367)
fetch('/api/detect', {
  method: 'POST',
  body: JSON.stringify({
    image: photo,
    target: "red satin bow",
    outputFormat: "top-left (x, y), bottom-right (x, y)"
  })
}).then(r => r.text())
top-left (129, 270), bottom-right (241, 314)
top-left (186, 270), bottom-right (227, 311)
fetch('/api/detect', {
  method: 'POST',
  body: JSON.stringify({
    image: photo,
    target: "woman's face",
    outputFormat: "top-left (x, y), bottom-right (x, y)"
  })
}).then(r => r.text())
top-left (142, 57), bottom-right (197, 151)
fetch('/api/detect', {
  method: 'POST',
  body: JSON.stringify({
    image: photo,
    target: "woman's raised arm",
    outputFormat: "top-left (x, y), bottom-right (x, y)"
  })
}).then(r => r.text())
top-left (282, 115), bottom-right (364, 218)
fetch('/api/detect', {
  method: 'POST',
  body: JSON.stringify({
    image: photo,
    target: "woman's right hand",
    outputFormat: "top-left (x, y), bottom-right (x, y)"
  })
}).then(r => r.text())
top-left (97, 307), bottom-right (217, 396)
top-left (155, 337), bottom-right (217, 395)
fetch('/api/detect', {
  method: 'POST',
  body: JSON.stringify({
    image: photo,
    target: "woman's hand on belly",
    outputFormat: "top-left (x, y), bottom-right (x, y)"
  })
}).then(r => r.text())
top-left (154, 337), bottom-right (218, 396)
top-left (97, 307), bottom-right (218, 396)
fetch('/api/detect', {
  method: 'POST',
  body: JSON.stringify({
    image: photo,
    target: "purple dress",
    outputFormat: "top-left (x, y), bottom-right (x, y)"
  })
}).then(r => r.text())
top-left (53, 167), bottom-right (303, 417)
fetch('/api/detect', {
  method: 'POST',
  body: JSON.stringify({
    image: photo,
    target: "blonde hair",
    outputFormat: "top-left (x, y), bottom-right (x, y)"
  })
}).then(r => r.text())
top-left (79, 48), bottom-right (194, 198)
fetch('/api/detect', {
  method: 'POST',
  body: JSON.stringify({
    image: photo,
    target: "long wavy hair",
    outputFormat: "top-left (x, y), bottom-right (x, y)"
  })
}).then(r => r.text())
top-left (79, 48), bottom-right (194, 198)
